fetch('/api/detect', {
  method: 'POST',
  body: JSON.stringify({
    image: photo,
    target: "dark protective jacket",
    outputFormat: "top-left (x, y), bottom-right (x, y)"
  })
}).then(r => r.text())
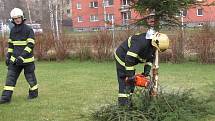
top-left (7, 23), bottom-right (35, 64)
top-left (115, 33), bottom-right (155, 77)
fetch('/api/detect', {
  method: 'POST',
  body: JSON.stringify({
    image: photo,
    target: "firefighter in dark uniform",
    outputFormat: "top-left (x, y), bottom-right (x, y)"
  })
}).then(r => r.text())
top-left (114, 9), bottom-right (170, 106)
top-left (0, 8), bottom-right (38, 104)
top-left (115, 32), bottom-right (169, 106)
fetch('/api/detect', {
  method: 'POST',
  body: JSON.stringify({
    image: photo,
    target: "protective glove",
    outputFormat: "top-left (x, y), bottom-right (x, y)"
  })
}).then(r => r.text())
top-left (143, 65), bottom-right (151, 77)
top-left (15, 56), bottom-right (24, 65)
top-left (21, 50), bottom-right (29, 58)
top-left (5, 53), bottom-right (11, 66)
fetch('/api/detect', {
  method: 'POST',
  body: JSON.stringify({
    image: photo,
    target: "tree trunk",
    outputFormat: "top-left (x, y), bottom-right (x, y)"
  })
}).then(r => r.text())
top-left (49, 0), bottom-right (55, 39)
top-left (25, 0), bottom-right (32, 24)
top-left (55, 3), bottom-right (60, 41)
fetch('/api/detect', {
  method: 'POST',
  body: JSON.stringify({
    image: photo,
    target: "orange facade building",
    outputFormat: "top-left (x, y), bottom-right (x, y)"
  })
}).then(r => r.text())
top-left (72, 0), bottom-right (139, 31)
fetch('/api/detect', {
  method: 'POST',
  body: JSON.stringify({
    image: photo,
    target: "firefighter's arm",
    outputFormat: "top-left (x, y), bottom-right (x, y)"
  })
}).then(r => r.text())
top-left (7, 38), bottom-right (14, 55)
top-left (7, 29), bottom-right (14, 55)
top-left (125, 40), bottom-right (142, 77)
top-left (143, 60), bottom-right (153, 76)
top-left (21, 28), bottom-right (35, 57)
top-left (6, 38), bottom-right (14, 66)
top-left (143, 52), bottom-right (155, 76)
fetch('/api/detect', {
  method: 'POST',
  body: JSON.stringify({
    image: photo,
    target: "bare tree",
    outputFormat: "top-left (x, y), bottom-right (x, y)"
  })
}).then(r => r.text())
top-left (48, 0), bottom-right (63, 40)
top-left (25, 0), bottom-right (32, 24)
top-left (49, 0), bottom-right (55, 38)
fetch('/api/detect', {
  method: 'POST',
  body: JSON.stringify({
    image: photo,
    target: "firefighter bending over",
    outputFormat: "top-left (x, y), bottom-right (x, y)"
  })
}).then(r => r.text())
top-left (114, 32), bottom-right (169, 106)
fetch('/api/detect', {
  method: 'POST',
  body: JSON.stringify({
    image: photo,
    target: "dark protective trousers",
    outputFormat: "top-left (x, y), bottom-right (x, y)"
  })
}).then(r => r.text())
top-left (1, 63), bottom-right (38, 101)
top-left (116, 61), bottom-right (135, 106)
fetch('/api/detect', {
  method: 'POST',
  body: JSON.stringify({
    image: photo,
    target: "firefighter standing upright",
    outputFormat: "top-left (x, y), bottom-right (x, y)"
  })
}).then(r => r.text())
top-left (114, 13), bottom-right (170, 106)
top-left (0, 8), bottom-right (38, 104)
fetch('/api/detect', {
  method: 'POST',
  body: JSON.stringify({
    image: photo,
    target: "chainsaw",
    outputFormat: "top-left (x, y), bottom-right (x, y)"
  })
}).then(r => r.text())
top-left (133, 74), bottom-right (154, 91)
top-left (133, 74), bottom-right (149, 87)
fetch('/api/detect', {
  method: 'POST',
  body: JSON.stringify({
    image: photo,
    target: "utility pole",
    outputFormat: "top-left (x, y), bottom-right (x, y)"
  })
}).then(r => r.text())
top-left (103, 0), bottom-right (107, 29)
top-left (181, 10), bottom-right (184, 32)
top-left (111, 16), bottom-right (115, 49)
top-left (111, 2), bottom-right (115, 49)
top-left (180, 10), bottom-right (185, 60)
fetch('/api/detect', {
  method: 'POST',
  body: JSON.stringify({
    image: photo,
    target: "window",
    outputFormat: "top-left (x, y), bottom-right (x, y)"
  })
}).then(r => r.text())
top-left (122, 12), bottom-right (131, 25)
top-left (122, 0), bottom-right (130, 5)
top-left (122, 11), bottom-right (131, 20)
top-left (77, 28), bottom-right (84, 32)
top-left (104, 0), bottom-right (114, 7)
top-left (77, 2), bottom-right (81, 9)
top-left (105, 14), bottom-right (114, 21)
top-left (67, 9), bottom-right (70, 14)
top-left (198, 23), bottom-right (204, 26)
top-left (197, 8), bottom-right (203, 16)
top-left (182, 10), bottom-right (187, 17)
top-left (78, 16), bottom-right (83, 22)
top-left (89, 1), bottom-right (98, 8)
top-left (107, 27), bottom-right (114, 30)
top-left (108, 0), bottom-right (114, 5)
top-left (90, 15), bottom-right (99, 22)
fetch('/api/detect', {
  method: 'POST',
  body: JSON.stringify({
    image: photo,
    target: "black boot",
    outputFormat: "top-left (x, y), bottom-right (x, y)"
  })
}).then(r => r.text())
top-left (118, 95), bottom-right (133, 108)
top-left (118, 97), bottom-right (129, 107)
top-left (0, 99), bottom-right (10, 104)
top-left (28, 89), bottom-right (38, 99)
top-left (0, 90), bottom-right (13, 104)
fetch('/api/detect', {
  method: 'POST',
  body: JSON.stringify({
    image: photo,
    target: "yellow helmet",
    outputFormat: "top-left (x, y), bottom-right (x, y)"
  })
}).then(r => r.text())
top-left (151, 32), bottom-right (170, 52)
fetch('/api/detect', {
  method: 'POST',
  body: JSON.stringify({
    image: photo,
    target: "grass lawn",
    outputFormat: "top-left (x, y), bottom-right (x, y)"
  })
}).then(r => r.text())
top-left (0, 60), bottom-right (215, 121)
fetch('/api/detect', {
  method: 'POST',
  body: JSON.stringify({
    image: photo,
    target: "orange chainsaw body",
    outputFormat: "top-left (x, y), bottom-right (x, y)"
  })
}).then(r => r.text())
top-left (134, 74), bottom-right (150, 87)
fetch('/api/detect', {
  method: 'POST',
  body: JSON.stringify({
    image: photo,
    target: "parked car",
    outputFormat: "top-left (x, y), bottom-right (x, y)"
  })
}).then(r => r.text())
top-left (27, 23), bottom-right (43, 34)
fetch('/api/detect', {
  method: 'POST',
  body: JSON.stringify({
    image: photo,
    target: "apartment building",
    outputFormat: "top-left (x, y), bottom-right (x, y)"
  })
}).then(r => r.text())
top-left (72, 0), bottom-right (138, 31)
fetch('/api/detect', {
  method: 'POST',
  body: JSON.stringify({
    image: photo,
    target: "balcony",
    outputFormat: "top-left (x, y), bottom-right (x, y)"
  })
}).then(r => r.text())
top-left (120, 4), bottom-right (130, 12)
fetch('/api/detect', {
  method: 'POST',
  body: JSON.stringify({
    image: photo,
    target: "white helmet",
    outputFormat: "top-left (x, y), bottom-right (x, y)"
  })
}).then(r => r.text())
top-left (144, 9), bottom-right (155, 18)
top-left (10, 8), bottom-right (24, 18)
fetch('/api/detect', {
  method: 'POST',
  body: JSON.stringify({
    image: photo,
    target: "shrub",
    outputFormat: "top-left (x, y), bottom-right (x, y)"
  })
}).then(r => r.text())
top-left (35, 32), bottom-right (71, 61)
top-left (170, 30), bottom-right (184, 63)
top-left (194, 25), bottom-right (215, 64)
top-left (92, 31), bottom-right (114, 61)
top-left (0, 37), bottom-right (7, 61)
top-left (92, 88), bottom-right (214, 121)
top-left (76, 38), bottom-right (92, 61)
